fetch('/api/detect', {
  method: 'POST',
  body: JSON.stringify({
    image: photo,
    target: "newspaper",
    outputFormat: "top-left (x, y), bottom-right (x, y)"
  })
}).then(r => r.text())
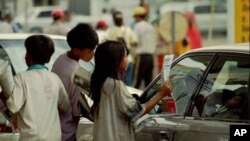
top-left (161, 54), bottom-right (174, 83)
top-left (71, 67), bottom-right (93, 121)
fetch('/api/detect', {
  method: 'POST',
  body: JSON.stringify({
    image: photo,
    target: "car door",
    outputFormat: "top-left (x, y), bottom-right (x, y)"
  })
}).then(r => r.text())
top-left (136, 54), bottom-right (215, 141)
top-left (183, 53), bottom-right (250, 141)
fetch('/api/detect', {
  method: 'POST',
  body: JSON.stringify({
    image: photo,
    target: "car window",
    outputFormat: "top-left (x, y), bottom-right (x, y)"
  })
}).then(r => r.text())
top-left (194, 4), bottom-right (227, 14)
top-left (170, 55), bottom-right (213, 115)
top-left (194, 55), bottom-right (250, 120)
top-left (139, 55), bottom-right (213, 115)
top-left (37, 11), bottom-right (52, 18)
top-left (194, 5), bottom-right (211, 14)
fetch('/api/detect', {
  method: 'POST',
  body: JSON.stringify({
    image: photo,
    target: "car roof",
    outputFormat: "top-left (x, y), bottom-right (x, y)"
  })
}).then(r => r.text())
top-left (0, 33), bottom-right (66, 40)
top-left (184, 43), bottom-right (250, 54)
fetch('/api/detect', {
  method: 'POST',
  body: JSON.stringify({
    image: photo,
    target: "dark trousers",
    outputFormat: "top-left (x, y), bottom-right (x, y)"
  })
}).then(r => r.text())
top-left (135, 54), bottom-right (153, 88)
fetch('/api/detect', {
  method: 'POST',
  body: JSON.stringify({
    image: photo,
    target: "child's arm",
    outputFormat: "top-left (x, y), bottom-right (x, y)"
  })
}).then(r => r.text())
top-left (0, 60), bottom-right (14, 99)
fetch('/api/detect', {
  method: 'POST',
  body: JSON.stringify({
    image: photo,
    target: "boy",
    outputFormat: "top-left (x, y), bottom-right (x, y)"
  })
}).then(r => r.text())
top-left (52, 23), bottom-right (99, 141)
top-left (0, 35), bottom-right (70, 141)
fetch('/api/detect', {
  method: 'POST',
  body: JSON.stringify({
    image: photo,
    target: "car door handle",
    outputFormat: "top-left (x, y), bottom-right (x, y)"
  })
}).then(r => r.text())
top-left (159, 131), bottom-right (171, 141)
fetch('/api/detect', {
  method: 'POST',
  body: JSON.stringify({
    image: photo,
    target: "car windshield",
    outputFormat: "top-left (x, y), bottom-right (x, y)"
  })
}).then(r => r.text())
top-left (0, 39), bottom-right (69, 73)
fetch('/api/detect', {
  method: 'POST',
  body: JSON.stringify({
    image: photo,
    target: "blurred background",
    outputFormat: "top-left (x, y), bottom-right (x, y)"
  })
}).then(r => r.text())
top-left (0, 0), bottom-right (248, 48)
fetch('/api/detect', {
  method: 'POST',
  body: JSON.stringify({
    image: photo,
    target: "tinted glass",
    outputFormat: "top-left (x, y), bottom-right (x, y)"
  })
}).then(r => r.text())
top-left (196, 55), bottom-right (250, 120)
top-left (37, 11), bottom-right (52, 18)
top-left (194, 5), bottom-right (211, 14)
top-left (140, 55), bottom-right (213, 115)
top-left (170, 55), bottom-right (213, 115)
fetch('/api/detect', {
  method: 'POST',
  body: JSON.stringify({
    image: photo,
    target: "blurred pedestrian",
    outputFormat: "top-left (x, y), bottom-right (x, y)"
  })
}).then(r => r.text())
top-left (0, 35), bottom-right (70, 141)
top-left (4, 13), bottom-right (22, 33)
top-left (100, 8), bottom-right (113, 27)
top-left (52, 23), bottom-right (99, 141)
top-left (133, 6), bottom-right (157, 89)
top-left (0, 10), bottom-right (13, 33)
top-left (90, 40), bottom-right (172, 141)
top-left (95, 20), bottom-right (108, 43)
top-left (44, 9), bottom-right (69, 35)
top-left (63, 10), bottom-right (75, 30)
top-left (185, 11), bottom-right (202, 49)
top-left (107, 11), bottom-right (138, 86)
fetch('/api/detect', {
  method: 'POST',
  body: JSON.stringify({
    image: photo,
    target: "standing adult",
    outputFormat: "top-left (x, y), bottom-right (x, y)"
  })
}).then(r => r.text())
top-left (43, 9), bottom-right (69, 35)
top-left (107, 11), bottom-right (138, 86)
top-left (52, 23), bottom-right (99, 141)
top-left (0, 10), bottom-right (13, 33)
top-left (133, 6), bottom-right (157, 89)
top-left (95, 20), bottom-right (108, 43)
top-left (185, 11), bottom-right (202, 49)
top-left (100, 8), bottom-right (113, 28)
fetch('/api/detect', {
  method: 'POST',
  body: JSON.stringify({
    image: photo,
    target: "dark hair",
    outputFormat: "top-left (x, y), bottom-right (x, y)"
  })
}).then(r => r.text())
top-left (67, 23), bottom-right (99, 50)
top-left (112, 11), bottom-right (123, 26)
top-left (90, 40), bottom-right (126, 113)
top-left (25, 35), bottom-right (54, 64)
top-left (222, 89), bottom-right (245, 104)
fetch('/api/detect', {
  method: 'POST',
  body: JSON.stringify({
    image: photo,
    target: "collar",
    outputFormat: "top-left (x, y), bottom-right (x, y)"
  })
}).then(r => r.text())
top-left (27, 64), bottom-right (48, 71)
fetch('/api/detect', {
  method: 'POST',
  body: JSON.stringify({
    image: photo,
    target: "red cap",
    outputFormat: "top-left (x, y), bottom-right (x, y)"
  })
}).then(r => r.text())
top-left (51, 9), bottom-right (65, 18)
top-left (96, 20), bottom-right (108, 28)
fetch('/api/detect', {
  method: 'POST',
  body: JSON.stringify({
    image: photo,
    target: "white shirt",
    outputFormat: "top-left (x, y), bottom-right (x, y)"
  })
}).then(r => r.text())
top-left (0, 21), bottom-right (13, 33)
top-left (43, 21), bottom-right (70, 36)
top-left (134, 20), bottom-right (157, 54)
top-left (107, 26), bottom-right (138, 62)
top-left (5, 69), bottom-right (69, 141)
top-left (93, 78), bottom-right (145, 141)
top-left (96, 30), bottom-right (108, 43)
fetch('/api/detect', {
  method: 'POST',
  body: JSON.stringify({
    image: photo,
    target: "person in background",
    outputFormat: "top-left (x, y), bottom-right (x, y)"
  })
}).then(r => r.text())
top-left (107, 11), bottom-right (138, 86)
top-left (0, 10), bottom-right (13, 33)
top-left (90, 40), bottom-right (172, 141)
top-left (184, 11), bottom-right (202, 49)
top-left (100, 8), bottom-right (113, 27)
top-left (52, 23), bottom-right (99, 141)
top-left (95, 20), bottom-right (108, 43)
top-left (133, 6), bottom-right (157, 89)
top-left (0, 35), bottom-right (69, 141)
top-left (4, 13), bottom-right (22, 33)
top-left (63, 10), bottom-right (75, 30)
top-left (44, 9), bottom-right (69, 35)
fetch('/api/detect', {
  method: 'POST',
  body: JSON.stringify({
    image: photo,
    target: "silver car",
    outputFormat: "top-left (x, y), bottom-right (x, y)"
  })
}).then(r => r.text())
top-left (135, 43), bottom-right (250, 141)
top-left (78, 44), bottom-right (250, 141)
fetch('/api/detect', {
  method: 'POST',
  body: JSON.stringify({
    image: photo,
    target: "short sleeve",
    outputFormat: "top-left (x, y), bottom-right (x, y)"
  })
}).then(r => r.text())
top-left (113, 80), bottom-right (145, 121)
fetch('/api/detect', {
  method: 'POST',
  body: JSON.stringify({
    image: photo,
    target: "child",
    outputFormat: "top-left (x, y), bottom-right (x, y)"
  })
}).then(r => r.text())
top-left (52, 23), bottom-right (99, 141)
top-left (0, 35), bottom-right (70, 141)
top-left (90, 40), bottom-right (172, 141)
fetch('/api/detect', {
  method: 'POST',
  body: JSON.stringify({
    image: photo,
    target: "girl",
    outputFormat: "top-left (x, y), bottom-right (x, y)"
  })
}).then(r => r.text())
top-left (90, 40), bottom-right (172, 141)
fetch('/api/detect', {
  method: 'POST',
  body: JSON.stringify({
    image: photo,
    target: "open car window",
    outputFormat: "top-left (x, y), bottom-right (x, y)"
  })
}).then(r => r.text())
top-left (170, 55), bottom-right (213, 115)
top-left (139, 55), bottom-right (213, 115)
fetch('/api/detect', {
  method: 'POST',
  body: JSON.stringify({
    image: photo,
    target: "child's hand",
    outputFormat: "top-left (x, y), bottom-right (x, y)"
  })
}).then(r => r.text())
top-left (160, 81), bottom-right (172, 97)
